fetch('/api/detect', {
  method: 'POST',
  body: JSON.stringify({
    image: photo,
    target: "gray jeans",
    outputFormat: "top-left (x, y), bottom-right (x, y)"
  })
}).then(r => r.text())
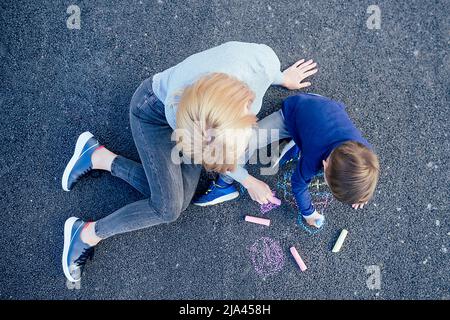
top-left (95, 78), bottom-right (201, 239)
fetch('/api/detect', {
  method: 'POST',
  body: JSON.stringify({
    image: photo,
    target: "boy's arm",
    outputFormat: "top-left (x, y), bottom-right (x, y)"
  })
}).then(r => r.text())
top-left (291, 160), bottom-right (325, 228)
top-left (291, 161), bottom-right (316, 216)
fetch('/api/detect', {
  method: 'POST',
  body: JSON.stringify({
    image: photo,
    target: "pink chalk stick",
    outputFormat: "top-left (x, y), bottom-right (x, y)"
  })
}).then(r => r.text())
top-left (245, 215), bottom-right (271, 226)
top-left (290, 246), bottom-right (307, 271)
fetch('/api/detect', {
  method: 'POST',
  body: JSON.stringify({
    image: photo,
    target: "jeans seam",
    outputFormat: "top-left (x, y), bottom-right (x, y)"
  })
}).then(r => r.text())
top-left (136, 119), bottom-right (166, 214)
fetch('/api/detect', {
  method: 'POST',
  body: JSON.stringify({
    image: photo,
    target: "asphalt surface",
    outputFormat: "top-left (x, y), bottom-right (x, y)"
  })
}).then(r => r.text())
top-left (0, 0), bottom-right (449, 300)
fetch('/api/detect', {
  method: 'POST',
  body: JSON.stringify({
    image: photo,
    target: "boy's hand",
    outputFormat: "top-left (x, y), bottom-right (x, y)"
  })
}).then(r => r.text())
top-left (352, 202), bottom-right (368, 209)
top-left (242, 175), bottom-right (277, 205)
top-left (282, 59), bottom-right (318, 90)
top-left (304, 210), bottom-right (324, 228)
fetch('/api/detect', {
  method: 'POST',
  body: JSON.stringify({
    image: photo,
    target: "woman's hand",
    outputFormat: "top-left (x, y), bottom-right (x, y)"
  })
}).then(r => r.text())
top-left (282, 59), bottom-right (318, 90)
top-left (352, 202), bottom-right (368, 209)
top-left (242, 175), bottom-right (276, 205)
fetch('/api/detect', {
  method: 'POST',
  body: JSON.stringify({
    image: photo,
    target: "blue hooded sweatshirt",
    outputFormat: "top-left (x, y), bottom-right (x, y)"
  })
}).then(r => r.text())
top-left (281, 93), bottom-right (372, 216)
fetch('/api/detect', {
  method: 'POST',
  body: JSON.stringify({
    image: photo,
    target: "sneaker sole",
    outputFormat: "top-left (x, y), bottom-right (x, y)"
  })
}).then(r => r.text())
top-left (193, 191), bottom-right (239, 207)
top-left (271, 139), bottom-right (296, 168)
top-left (61, 131), bottom-right (95, 191)
top-left (62, 217), bottom-right (81, 282)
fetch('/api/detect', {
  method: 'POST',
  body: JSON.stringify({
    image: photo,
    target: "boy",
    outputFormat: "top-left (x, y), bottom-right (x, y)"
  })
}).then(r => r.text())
top-left (196, 93), bottom-right (380, 227)
top-left (280, 93), bottom-right (380, 226)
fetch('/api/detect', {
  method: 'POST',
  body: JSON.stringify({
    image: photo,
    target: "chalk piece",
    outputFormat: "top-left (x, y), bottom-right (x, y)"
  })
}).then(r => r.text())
top-left (315, 216), bottom-right (325, 228)
top-left (260, 199), bottom-right (280, 214)
top-left (290, 246), bottom-right (307, 271)
top-left (332, 229), bottom-right (348, 253)
top-left (245, 215), bottom-right (271, 226)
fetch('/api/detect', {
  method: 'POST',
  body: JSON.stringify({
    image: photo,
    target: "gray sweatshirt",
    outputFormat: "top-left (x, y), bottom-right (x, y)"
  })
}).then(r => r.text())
top-left (151, 41), bottom-right (284, 183)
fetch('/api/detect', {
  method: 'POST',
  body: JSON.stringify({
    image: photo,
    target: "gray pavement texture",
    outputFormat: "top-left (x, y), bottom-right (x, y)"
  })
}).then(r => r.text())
top-left (0, 0), bottom-right (449, 300)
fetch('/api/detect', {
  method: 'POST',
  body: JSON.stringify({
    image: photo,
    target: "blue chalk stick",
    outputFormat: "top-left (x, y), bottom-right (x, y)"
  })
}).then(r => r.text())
top-left (315, 216), bottom-right (325, 228)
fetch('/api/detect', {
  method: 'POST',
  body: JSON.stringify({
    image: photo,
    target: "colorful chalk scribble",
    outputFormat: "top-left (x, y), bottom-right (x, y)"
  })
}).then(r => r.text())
top-left (248, 237), bottom-right (285, 277)
top-left (276, 161), bottom-right (334, 235)
top-left (260, 191), bottom-right (280, 214)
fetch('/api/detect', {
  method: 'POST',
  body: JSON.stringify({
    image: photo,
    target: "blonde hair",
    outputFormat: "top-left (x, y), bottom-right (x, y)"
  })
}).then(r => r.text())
top-left (175, 73), bottom-right (257, 173)
top-left (326, 141), bottom-right (380, 204)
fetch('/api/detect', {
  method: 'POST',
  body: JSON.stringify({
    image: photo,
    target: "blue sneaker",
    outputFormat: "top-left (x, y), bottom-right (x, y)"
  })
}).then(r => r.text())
top-left (62, 217), bottom-right (95, 282)
top-left (62, 131), bottom-right (100, 191)
top-left (272, 139), bottom-right (300, 168)
top-left (193, 177), bottom-right (239, 206)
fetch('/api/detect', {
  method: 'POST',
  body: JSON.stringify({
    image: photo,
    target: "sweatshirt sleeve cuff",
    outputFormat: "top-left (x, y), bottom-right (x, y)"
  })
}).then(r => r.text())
top-left (226, 166), bottom-right (249, 184)
top-left (272, 70), bottom-right (284, 86)
top-left (301, 208), bottom-right (317, 217)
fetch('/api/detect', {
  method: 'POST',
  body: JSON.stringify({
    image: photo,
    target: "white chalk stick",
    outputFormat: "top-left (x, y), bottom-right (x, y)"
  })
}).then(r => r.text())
top-left (332, 229), bottom-right (348, 253)
top-left (245, 215), bottom-right (271, 226)
top-left (290, 246), bottom-right (307, 271)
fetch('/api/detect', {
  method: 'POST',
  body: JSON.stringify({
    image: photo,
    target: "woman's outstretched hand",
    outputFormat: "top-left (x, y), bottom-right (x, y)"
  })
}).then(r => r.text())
top-left (281, 59), bottom-right (318, 90)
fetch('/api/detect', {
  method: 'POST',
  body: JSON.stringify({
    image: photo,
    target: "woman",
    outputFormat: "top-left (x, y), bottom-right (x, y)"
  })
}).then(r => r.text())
top-left (61, 41), bottom-right (317, 282)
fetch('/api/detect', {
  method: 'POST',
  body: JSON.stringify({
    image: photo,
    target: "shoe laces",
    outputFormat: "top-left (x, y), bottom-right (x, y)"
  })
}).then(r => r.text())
top-left (204, 180), bottom-right (227, 195)
top-left (204, 182), bottom-right (217, 195)
top-left (77, 166), bottom-right (93, 180)
top-left (75, 247), bottom-right (95, 267)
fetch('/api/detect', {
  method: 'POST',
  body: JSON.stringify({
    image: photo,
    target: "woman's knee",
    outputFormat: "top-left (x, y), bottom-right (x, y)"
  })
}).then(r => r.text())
top-left (152, 198), bottom-right (183, 223)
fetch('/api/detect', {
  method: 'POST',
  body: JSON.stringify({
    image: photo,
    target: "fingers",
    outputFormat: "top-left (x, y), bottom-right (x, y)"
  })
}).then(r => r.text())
top-left (294, 59), bottom-right (305, 68)
top-left (252, 194), bottom-right (265, 205)
top-left (261, 191), bottom-right (273, 204)
top-left (267, 194), bottom-right (277, 204)
top-left (296, 64), bottom-right (318, 89)
top-left (305, 218), bottom-right (318, 227)
top-left (297, 59), bottom-right (314, 68)
top-left (297, 82), bottom-right (311, 89)
top-left (253, 197), bottom-right (264, 205)
top-left (352, 202), bottom-right (368, 209)
top-left (252, 194), bottom-right (269, 205)
top-left (249, 193), bottom-right (261, 204)
top-left (302, 68), bottom-right (318, 78)
top-left (298, 62), bottom-right (317, 72)
top-left (259, 191), bottom-right (274, 205)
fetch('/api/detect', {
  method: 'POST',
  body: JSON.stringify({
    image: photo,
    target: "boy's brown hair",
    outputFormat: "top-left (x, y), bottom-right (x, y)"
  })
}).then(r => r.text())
top-left (325, 141), bottom-right (379, 204)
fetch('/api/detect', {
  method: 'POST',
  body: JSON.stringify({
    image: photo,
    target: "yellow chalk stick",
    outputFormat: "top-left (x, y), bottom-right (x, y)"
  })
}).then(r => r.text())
top-left (332, 229), bottom-right (348, 253)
